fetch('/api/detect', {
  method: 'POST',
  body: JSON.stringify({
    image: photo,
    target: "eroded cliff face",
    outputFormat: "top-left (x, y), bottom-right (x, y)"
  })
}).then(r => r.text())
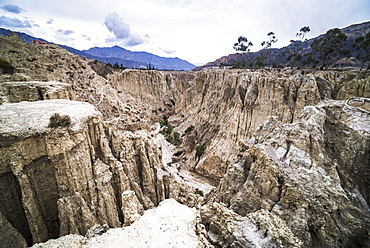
top-left (206, 99), bottom-right (370, 247)
top-left (0, 99), bottom-right (193, 246)
top-left (106, 68), bottom-right (370, 247)
top-left (0, 100), bottom-right (115, 244)
top-left (168, 69), bottom-right (369, 180)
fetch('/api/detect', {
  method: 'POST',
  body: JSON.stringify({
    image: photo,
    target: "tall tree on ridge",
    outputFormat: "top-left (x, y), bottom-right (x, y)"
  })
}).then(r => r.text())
top-left (258, 32), bottom-right (278, 67)
top-left (233, 36), bottom-right (253, 68)
top-left (296, 26), bottom-right (311, 41)
top-left (233, 36), bottom-right (253, 52)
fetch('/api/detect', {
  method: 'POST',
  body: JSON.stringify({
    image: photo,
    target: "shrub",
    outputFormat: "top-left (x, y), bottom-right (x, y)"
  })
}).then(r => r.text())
top-left (194, 188), bottom-right (204, 196)
top-left (159, 116), bottom-right (182, 145)
top-left (185, 125), bottom-right (194, 133)
top-left (195, 144), bottom-right (205, 158)
top-left (48, 113), bottom-right (71, 128)
top-left (159, 116), bottom-right (168, 127)
top-left (0, 59), bottom-right (15, 74)
top-left (161, 132), bottom-right (172, 143)
top-left (173, 131), bottom-right (181, 145)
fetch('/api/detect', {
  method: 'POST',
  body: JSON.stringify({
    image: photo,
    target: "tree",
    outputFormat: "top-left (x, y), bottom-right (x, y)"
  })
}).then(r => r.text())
top-left (352, 31), bottom-right (370, 70)
top-left (233, 36), bottom-right (253, 52)
top-left (113, 62), bottom-right (120, 69)
top-left (232, 36), bottom-right (253, 68)
top-left (258, 32), bottom-right (278, 67)
top-left (296, 26), bottom-right (310, 41)
top-left (261, 32), bottom-right (278, 50)
top-left (311, 28), bottom-right (347, 69)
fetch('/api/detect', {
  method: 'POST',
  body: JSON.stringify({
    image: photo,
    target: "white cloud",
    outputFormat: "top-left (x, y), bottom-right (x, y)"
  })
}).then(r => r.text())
top-left (161, 47), bottom-right (176, 54)
top-left (104, 12), bottom-right (144, 46)
top-left (0, 15), bottom-right (32, 28)
top-left (104, 12), bottom-right (130, 39)
top-left (57, 29), bottom-right (74, 35)
top-left (0, 4), bottom-right (25, 14)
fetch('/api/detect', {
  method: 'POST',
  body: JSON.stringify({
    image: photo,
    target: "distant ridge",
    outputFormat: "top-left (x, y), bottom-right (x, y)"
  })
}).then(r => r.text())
top-left (0, 28), bottom-right (196, 71)
top-left (194, 21), bottom-right (370, 70)
top-left (0, 28), bottom-right (48, 44)
top-left (83, 46), bottom-right (196, 70)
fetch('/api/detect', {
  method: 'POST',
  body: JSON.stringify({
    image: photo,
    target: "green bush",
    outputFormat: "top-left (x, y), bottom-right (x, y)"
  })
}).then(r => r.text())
top-left (161, 132), bottom-right (172, 143)
top-left (194, 188), bottom-right (204, 196)
top-left (159, 116), bottom-right (182, 145)
top-left (195, 144), bottom-right (205, 158)
top-left (0, 58), bottom-right (15, 74)
top-left (48, 113), bottom-right (71, 128)
top-left (159, 116), bottom-right (168, 127)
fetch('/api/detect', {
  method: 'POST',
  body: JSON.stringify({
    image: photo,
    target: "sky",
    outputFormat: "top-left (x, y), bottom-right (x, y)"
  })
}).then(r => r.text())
top-left (0, 0), bottom-right (369, 65)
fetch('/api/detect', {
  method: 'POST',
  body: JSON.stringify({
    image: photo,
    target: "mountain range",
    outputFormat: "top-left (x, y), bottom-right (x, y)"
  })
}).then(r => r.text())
top-left (0, 28), bottom-right (196, 71)
top-left (81, 46), bottom-right (196, 70)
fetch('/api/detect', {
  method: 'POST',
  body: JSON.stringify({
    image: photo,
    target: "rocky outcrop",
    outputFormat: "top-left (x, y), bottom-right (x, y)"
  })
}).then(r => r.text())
top-left (0, 81), bottom-right (75, 104)
top-left (201, 202), bottom-right (302, 247)
top-left (171, 69), bottom-right (370, 180)
top-left (82, 199), bottom-right (211, 248)
top-left (206, 99), bottom-right (370, 247)
top-left (0, 99), bottom-right (187, 246)
top-left (0, 100), bottom-right (118, 244)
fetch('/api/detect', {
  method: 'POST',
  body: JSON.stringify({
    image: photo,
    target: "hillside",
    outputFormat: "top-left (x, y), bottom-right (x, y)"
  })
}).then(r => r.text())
top-left (0, 28), bottom-right (196, 71)
top-left (195, 21), bottom-right (370, 70)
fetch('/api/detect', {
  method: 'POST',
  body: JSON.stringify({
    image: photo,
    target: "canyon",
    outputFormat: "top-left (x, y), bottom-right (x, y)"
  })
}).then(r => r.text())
top-left (0, 34), bottom-right (369, 247)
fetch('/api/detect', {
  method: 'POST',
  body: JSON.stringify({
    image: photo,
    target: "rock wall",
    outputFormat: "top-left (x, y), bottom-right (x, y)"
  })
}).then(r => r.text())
top-left (171, 69), bottom-right (370, 179)
top-left (206, 99), bottom-right (370, 247)
top-left (0, 99), bottom-right (183, 246)
top-left (108, 69), bottom-right (190, 119)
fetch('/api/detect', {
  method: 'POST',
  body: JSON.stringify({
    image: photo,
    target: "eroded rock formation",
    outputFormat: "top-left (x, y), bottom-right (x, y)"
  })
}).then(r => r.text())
top-left (1, 34), bottom-right (369, 248)
top-left (0, 99), bottom-right (189, 246)
top-left (206, 99), bottom-right (370, 247)
top-left (0, 81), bottom-right (75, 104)
top-left (170, 69), bottom-right (370, 180)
